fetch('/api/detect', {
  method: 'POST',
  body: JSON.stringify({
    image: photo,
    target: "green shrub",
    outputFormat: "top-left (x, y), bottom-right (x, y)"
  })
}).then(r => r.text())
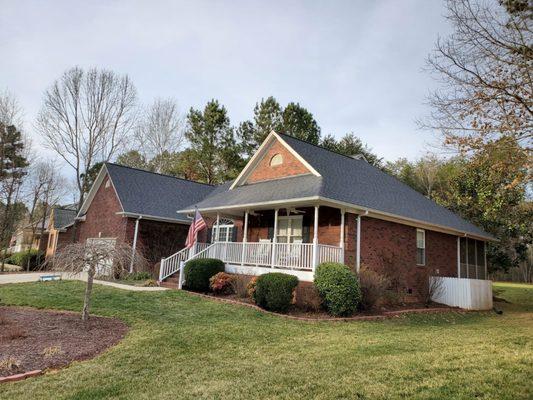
top-left (254, 273), bottom-right (299, 312)
top-left (209, 272), bottom-right (235, 295)
top-left (183, 258), bottom-right (225, 292)
top-left (127, 271), bottom-right (151, 281)
top-left (6, 250), bottom-right (43, 271)
top-left (314, 262), bottom-right (361, 317)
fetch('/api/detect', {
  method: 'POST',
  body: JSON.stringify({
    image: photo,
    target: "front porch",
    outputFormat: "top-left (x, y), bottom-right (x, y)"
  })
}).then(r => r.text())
top-left (159, 204), bottom-right (352, 283)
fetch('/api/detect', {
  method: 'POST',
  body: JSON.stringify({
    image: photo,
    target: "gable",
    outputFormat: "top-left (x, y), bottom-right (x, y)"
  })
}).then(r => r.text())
top-left (245, 139), bottom-right (311, 184)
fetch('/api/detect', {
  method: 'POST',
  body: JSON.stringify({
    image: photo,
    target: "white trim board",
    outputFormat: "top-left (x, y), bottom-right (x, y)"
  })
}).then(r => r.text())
top-left (229, 131), bottom-right (320, 190)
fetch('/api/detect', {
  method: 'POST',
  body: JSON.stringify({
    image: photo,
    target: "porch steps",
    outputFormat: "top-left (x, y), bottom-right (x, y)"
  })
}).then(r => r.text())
top-left (160, 273), bottom-right (180, 289)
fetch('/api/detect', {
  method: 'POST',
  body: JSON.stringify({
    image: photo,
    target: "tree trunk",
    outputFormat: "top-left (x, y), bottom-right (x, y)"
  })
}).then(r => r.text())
top-left (81, 267), bottom-right (95, 322)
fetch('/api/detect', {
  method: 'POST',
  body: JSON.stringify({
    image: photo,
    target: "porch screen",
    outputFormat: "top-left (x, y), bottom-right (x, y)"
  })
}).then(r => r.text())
top-left (459, 238), bottom-right (486, 279)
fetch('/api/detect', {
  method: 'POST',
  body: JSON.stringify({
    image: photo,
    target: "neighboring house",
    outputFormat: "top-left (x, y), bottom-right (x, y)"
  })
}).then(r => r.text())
top-left (9, 224), bottom-right (46, 254)
top-left (45, 205), bottom-right (77, 259)
top-left (168, 131), bottom-right (494, 301)
top-left (76, 163), bottom-right (214, 270)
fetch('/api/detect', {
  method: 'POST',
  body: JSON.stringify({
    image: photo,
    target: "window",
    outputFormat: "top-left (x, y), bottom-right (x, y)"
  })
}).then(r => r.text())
top-left (105, 179), bottom-right (111, 188)
top-left (269, 153), bottom-right (283, 167)
top-left (277, 216), bottom-right (303, 243)
top-left (416, 229), bottom-right (425, 265)
top-left (212, 218), bottom-right (234, 243)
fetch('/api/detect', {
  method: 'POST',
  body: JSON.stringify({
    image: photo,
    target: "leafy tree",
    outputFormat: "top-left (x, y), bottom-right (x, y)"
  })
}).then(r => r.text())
top-left (441, 138), bottom-right (530, 270)
top-left (116, 150), bottom-right (149, 170)
top-left (282, 102), bottom-right (321, 144)
top-left (252, 96), bottom-right (283, 145)
top-left (185, 100), bottom-right (242, 184)
top-left (0, 123), bottom-right (28, 271)
top-left (321, 133), bottom-right (383, 168)
top-left (80, 162), bottom-right (104, 194)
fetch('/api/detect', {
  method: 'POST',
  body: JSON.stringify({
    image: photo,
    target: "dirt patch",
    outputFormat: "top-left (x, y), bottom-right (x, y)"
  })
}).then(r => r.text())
top-left (0, 306), bottom-right (127, 377)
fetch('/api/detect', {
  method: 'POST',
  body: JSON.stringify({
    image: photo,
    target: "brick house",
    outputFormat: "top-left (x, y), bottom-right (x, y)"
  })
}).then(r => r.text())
top-left (167, 131), bottom-right (494, 301)
top-left (75, 163), bottom-right (214, 273)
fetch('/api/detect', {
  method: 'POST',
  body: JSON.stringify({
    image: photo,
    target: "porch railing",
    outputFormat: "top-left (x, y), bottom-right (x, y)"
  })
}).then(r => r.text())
top-left (160, 241), bottom-right (344, 287)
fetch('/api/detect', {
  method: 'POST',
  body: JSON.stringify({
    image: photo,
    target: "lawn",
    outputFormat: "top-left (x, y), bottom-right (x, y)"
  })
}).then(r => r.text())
top-left (0, 281), bottom-right (531, 400)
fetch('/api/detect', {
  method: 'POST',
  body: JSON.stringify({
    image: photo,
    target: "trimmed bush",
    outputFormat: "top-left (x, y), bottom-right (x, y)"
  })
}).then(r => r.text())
top-left (209, 272), bottom-right (235, 295)
top-left (6, 250), bottom-right (43, 271)
top-left (254, 273), bottom-right (299, 312)
top-left (247, 276), bottom-right (259, 301)
top-left (183, 258), bottom-right (225, 292)
top-left (314, 262), bottom-right (361, 317)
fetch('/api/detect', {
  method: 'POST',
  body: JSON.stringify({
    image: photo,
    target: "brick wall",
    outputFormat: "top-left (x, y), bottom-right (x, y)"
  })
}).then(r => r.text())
top-left (358, 216), bottom-right (458, 299)
top-left (246, 140), bottom-right (310, 184)
top-left (77, 175), bottom-right (128, 243)
top-left (129, 218), bottom-right (190, 264)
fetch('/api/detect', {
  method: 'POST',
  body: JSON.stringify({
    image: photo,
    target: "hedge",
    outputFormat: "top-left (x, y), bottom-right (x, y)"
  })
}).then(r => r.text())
top-left (183, 258), bottom-right (225, 292)
top-left (6, 250), bottom-right (44, 271)
top-left (254, 272), bottom-right (299, 312)
top-left (314, 262), bottom-right (361, 317)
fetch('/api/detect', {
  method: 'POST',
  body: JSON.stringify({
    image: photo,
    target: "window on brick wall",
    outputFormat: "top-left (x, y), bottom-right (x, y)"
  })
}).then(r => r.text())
top-left (416, 229), bottom-right (425, 265)
top-left (270, 153), bottom-right (283, 167)
top-left (212, 218), bottom-right (234, 243)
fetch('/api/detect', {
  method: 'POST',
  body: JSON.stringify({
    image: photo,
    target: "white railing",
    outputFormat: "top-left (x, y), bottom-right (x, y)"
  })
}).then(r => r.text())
top-left (159, 247), bottom-right (190, 281)
top-left (430, 276), bottom-right (493, 310)
top-left (161, 241), bottom-right (343, 287)
top-left (317, 244), bottom-right (343, 266)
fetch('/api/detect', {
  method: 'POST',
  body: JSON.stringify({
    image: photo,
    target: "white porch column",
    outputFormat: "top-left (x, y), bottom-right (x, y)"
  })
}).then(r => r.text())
top-left (484, 241), bottom-right (487, 280)
top-left (457, 236), bottom-right (461, 278)
top-left (339, 209), bottom-right (345, 263)
top-left (130, 216), bottom-right (142, 273)
top-left (356, 215), bottom-right (361, 273)
top-left (271, 208), bottom-right (279, 268)
top-left (465, 237), bottom-right (469, 279)
top-left (312, 205), bottom-right (319, 272)
top-left (241, 210), bottom-right (249, 266)
top-left (215, 213), bottom-right (220, 242)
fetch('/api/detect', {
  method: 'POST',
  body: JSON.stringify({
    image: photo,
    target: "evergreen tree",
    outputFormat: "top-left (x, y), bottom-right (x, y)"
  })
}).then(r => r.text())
top-left (185, 100), bottom-right (241, 184)
top-left (116, 150), bottom-right (149, 170)
top-left (282, 102), bottom-right (321, 145)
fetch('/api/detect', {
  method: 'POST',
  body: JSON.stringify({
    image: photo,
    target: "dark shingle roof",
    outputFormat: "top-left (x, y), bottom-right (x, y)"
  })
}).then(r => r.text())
top-left (53, 207), bottom-right (77, 229)
top-left (186, 133), bottom-right (493, 239)
top-left (105, 163), bottom-right (215, 222)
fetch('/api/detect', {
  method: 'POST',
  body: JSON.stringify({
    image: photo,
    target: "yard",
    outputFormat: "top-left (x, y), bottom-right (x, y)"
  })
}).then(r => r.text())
top-left (0, 281), bottom-right (531, 400)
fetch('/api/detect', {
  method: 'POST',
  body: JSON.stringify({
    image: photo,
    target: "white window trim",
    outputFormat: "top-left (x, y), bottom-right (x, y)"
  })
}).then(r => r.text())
top-left (212, 218), bottom-right (235, 243)
top-left (276, 215), bottom-right (303, 243)
top-left (416, 228), bottom-right (426, 266)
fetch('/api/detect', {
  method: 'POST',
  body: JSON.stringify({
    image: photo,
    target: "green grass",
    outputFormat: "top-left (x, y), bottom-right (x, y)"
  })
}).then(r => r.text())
top-left (0, 281), bottom-right (531, 400)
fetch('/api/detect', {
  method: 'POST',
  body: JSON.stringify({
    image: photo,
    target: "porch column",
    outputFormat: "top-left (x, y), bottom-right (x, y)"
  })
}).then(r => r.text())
top-left (241, 210), bottom-right (249, 266)
top-left (130, 216), bottom-right (142, 273)
top-left (215, 213), bottom-right (220, 242)
top-left (339, 209), bottom-right (345, 263)
top-left (271, 208), bottom-right (279, 268)
top-left (457, 237), bottom-right (461, 278)
top-left (312, 205), bottom-right (319, 272)
top-left (356, 215), bottom-right (361, 273)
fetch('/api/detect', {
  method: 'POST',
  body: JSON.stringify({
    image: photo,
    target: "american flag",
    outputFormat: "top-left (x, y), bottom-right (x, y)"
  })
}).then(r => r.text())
top-left (185, 209), bottom-right (206, 249)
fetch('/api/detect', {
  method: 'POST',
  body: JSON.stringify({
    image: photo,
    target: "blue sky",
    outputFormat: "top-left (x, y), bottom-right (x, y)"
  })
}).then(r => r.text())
top-left (1, 0), bottom-right (451, 162)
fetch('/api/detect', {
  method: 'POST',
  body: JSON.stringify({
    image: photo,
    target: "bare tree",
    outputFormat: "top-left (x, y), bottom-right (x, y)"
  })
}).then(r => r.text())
top-left (0, 89), bottom-right (24, 128)
top-left (36, 67), bottom-right (138, 210)
top-left (422, 0), bottom-right (532, 152)
top-left (134, 98), bottom-right (184, 172)
top-left (23, 161), bottom-right (66, 270)
top-left (52, 241), bottom-right (147, 321)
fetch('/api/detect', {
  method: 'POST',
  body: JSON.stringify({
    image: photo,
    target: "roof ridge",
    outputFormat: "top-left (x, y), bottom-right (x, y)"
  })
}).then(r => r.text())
top-left (105, 162), bottom-right (214, 187)
top-left (277, 132), bottom-right (369, 163)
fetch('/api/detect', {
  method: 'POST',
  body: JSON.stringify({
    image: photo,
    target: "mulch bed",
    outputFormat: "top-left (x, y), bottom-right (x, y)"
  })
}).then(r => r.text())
top-left (0, 306), bottom-right (128, 378)
top-left (185, 291), bottom-right (461, 321)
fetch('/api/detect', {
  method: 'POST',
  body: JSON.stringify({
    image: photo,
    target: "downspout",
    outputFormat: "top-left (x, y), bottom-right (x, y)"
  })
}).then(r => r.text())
top-left (130, 216), bottom-right (142, 273)
top-left (356, 209), bottom-right (368, 273)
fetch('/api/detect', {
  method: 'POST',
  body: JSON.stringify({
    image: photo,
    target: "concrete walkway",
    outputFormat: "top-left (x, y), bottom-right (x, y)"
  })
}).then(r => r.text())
top-left (0, 272), bottom-right (167, 292)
